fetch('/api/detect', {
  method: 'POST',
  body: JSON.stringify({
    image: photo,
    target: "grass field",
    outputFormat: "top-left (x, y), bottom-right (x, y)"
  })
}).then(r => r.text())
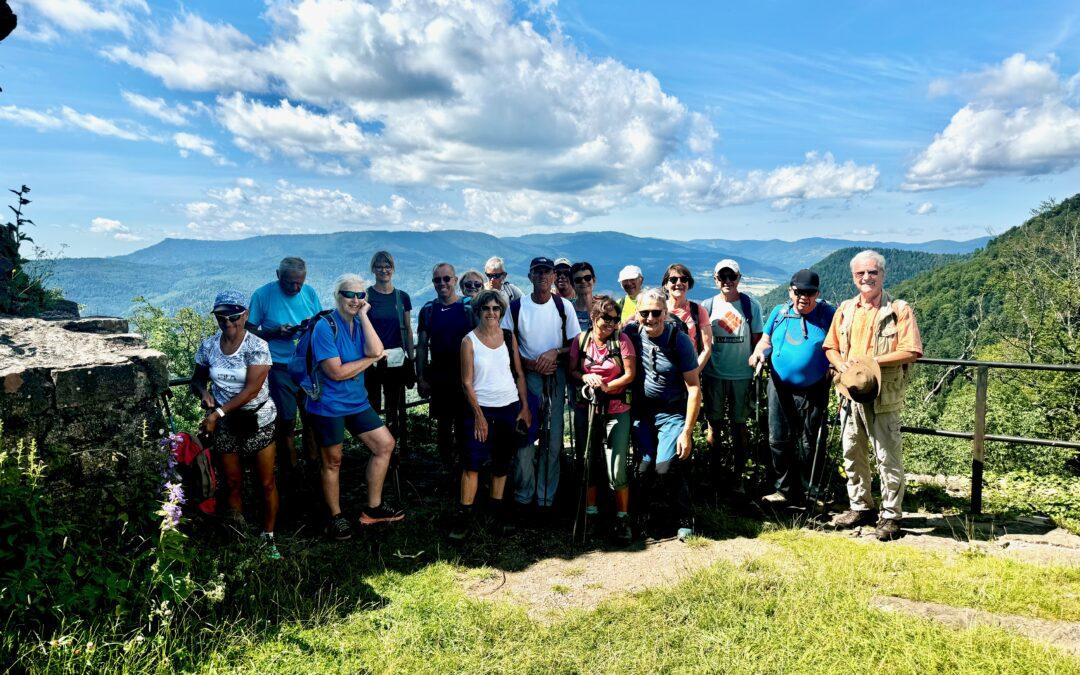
top-left (18, 527), bottom-right (1079, 674)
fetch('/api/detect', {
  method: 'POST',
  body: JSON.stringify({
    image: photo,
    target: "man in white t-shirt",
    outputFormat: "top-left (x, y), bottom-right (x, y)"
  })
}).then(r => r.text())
top-left (701, 258), bottom-right (763, 497)
top-left (502, 256), bottom-right (582, 517)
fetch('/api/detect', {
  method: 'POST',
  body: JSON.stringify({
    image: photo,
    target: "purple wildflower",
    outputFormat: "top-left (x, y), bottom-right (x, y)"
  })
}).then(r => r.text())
top-left (162, 502), bottom-right (182, 527)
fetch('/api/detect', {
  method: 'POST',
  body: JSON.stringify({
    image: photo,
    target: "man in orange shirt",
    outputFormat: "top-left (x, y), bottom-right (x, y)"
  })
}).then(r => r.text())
top-left (824, 250), bottom-right (922, 541)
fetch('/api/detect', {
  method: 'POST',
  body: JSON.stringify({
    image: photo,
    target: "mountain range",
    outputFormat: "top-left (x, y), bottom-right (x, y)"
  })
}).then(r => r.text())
top-left (41, 231), bottom-right (989, 317)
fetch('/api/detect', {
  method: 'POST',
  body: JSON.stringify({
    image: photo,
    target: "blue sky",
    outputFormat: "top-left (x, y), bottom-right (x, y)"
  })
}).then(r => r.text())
top-left (1, 0), bottom-right (1078, 257)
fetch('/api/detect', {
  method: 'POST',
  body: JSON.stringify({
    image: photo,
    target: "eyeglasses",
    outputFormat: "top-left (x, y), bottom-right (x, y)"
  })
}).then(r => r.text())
top-left (338, 290), bottom-right (366, 300)
top-left (855, 270), bottom-right (880, 277)
top-left (486, 272), bottom-right (507, 280)
top-left (573, 274), bottom-right (594, 284)
top-left (666, 275), bottom-right (689, 285)
top-left (214, 311), bottom-right (244, 324)
top-left (597, 313), bottom-right (620, 323)
top-left (373, 265), bottom-right (393, 272)
top-left (716, 272), bottom-right (738, 282)
top-left (639, 309), bottom-right (664, 319)
top-left (432, 275), bottom-right (453, 284)
top-left (480, 304), bottom-right (503, 314)
top-left (555, 270), bottom-right (571, 278)
top-left (462, 281), bottom-right (483, 291)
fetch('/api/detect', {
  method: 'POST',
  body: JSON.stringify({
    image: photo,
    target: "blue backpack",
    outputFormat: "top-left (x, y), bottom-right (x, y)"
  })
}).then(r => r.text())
top-left (288, 310), bottom-right (337, 400)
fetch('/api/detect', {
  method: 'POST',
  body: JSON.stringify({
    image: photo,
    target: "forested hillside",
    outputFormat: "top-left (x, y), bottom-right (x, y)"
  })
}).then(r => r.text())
top-left (757, 247), bottom-right (962, 310)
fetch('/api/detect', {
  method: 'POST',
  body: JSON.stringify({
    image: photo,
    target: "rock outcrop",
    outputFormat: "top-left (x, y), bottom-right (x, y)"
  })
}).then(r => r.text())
top-left (0, 317), bottom-right (168, 507)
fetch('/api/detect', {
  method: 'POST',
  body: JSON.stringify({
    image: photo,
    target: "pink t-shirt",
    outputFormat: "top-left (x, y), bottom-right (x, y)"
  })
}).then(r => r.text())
top-left (570, 333), bottom-right (635, 414)
top-left (670, 302), bottom-right (710, 352)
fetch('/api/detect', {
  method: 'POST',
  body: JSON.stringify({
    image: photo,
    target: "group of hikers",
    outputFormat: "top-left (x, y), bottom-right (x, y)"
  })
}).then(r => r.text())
top-left (190, 249), bottom-right (922, 560)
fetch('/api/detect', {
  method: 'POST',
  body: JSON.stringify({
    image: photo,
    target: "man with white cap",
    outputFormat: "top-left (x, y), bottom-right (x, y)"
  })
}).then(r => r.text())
top-left (824, 250), bottom-right (922, 541)
top-left (701, 258), bottom-right (763, 497)
top-left (617, 265), bottom-right (644, 322)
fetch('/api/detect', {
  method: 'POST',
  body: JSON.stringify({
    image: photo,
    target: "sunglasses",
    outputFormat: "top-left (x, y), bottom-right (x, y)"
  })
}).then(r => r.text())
top-left (214, 311), bottom-right (244, 323)
top-left (486, 272), bottom-right (507, 280)
top-left (338, 290), bottom-right (366, 300)
top-left (573, 274), bottom-right (594, 284)
top-left (639, 309), bottom-right (664, 319)
top-left (716, 272), bottom-right (738, 282)
top-left (432, 275), bottom-right (453, 284)
top-left (666, 275), bottom-right (689, 285)
top-left (597, 313), bottom-right (620, 323)
top-left (480, 304), bottom-right (503, 314)
top-left (462, 281), bottom-right (483, 290)
top-left (792, 288), bottom-right (818, 297)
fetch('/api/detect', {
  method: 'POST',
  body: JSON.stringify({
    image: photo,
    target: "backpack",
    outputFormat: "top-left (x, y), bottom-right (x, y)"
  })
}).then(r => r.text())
top-left (668, 300), bottom-right (704, 353)
top-left (573, 329), bottom-right (628, 405)
top-left (172, 432), bottom-right (217, 515)
top-left (288, 310), bottom-right (337, 400)
top-left (509, 294), bottom-right (569, 349)
top-left (703, 293), bottom-right (755, 335)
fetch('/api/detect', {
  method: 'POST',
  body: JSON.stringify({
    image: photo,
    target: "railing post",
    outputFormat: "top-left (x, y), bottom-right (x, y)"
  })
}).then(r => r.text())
top-left (970, 366), bottom-right (988, 514)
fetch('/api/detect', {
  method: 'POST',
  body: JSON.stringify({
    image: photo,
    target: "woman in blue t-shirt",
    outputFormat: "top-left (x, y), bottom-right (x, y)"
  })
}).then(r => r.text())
top-left (307, 273), bottom-right (405, 541)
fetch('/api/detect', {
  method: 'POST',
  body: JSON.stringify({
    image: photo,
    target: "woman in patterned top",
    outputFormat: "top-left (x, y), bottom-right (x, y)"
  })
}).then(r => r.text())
top-left (192, 290), bottom-right (280, 558)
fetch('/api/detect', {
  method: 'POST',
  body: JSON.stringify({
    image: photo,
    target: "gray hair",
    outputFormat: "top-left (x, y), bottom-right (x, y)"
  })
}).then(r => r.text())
top-left (278, 257), bottom-right (307, 274)
top-left (484, 256), bottom-right (506, 272)
top-left (472, 289), bottom-right (507, 320)
top-left (635, 286), bottom-right (669, 308)
top-left (333, 273), bottom-right (366, 296)
top-left (850, 249), bottom-right (886, 273)
top-left (431, 261), bottom-right (456, 276)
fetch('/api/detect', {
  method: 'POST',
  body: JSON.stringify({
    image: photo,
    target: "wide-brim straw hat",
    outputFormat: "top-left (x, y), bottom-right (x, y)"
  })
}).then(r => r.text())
top-left (835, 355), bottom-right (881, 403)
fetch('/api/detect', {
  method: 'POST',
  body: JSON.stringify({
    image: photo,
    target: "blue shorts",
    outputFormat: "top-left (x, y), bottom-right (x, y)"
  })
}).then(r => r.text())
top-left (268, 364), bottom-right (305, 423)
top-left (632, 410), bottom-right (687, 474)
top-left (309, 407), bottom-right (385, 447)
top-left (462, 402), bottom-right (523, 474)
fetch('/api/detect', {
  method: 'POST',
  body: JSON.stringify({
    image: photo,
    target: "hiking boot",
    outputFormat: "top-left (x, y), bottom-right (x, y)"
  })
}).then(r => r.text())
top-left (448, 507), bottom-right (473, 541)
top-left (612, 515), bottom-right (633, 545)
top-left (676, 518), bottom-right (695, 542)
top-left (359, 502), bottom-right (405, 526)
top-left (327, 513), bottom-right (353, 541)
top-left (762, 491), bottom-right (789, 505)
top-left (875, 517), bottom-right (901, 541)
top-left (833, 509), bottom-right (877, 529)
top-left (260, 533), bottom-right (282, 561)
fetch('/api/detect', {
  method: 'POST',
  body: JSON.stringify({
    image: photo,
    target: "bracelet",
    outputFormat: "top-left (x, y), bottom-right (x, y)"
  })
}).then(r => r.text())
top-left (214, 407), bottom-right (225, 419)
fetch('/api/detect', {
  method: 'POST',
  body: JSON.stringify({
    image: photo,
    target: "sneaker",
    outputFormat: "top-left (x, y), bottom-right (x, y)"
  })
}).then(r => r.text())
top-left (676, 518), bottom-right (694, 542)
top-left (612, 516), bottom-right (633, 544)
top-left (260, 533), bottom-right (282, 561)
top-left (359, 502), bottom-right (405, 525)
top-left (327, 513), bottom-right (353, 541)
top-left (448, 507), bottom-right (472, 541)
top-left (875, 517), bottom-right (900, 541)
top-left (762, 491), bottom-right (789, 505)
top-left (833, 509), bottom-right (878, 529)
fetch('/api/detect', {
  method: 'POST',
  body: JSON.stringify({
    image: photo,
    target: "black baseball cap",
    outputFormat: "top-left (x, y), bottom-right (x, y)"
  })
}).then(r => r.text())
top-left (791, 269), bottom-right (820, 292)
top-left (529, 256), bottom-right (555, 271)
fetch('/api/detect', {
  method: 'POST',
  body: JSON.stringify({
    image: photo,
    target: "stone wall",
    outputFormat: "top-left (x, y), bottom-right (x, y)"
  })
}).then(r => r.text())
top-left (0, 317), bottom-right (169, 510)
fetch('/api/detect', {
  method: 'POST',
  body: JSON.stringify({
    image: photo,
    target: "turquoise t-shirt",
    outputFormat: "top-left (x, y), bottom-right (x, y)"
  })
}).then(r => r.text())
top-left (247, 281), bottom-right (322, 364)
top-left (305, 310), bottom-right (372, 417)
top-left (702, 293), bottom-right (763, 380)
top-left (765, 301), bottom-right (836, 387)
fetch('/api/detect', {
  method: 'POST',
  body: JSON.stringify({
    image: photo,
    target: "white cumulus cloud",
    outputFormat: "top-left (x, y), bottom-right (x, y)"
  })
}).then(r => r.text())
top-left (0, 103), bottom-right (150, 140)
top-left (19, 0), bottom-right (149, 35)
top-left (121, 91), bottom-right (198, 125)
top-left (173, 132), bottom-right (228, 165)
top-left (909, 201), bottom-right (936, 216)
top-left (90, 216), bottom-right (143, 240)
top-left (905, 54), bottom-right (1080, 190)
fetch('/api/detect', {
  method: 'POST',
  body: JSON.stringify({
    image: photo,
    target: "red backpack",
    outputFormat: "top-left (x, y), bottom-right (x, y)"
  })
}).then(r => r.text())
top-left (172, 432), bottom-right (217, 515)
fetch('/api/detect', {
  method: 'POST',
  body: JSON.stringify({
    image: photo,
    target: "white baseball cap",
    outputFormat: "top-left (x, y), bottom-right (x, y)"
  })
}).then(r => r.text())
top-left (618, 264), bottom-right (643, 282)
top-left (714, 258), bottom-right (740, 275)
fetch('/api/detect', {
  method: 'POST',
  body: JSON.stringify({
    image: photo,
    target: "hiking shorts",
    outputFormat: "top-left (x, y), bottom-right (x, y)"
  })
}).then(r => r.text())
top-left (267, 364), bottom-right (305, 423)
top-left (309, 407), bottom-right (385, 447)
top-left (215, 419), bottom-right (276, 458)
top-left (702, 376), bottom-right (752, 424)
top-left (462, 402), bottom-right (524, 475)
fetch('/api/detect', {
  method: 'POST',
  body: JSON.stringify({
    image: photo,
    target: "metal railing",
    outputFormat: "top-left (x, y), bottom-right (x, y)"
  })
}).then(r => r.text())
top-left (167, 355), bottom-right (1080, 515)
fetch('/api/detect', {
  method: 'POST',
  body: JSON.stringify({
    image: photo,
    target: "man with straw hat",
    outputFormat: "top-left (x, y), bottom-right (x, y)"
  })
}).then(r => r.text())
top-left (824, 250), bottom-right (922, 541)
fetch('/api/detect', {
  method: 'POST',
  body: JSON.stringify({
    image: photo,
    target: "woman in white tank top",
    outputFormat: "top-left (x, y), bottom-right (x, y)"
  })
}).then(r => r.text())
top-left (452, 290), bottom-right (532, 539)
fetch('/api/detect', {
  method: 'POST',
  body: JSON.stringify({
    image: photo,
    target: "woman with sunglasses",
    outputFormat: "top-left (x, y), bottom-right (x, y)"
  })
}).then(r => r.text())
top-left (662, 263), bottom-right (713, 372)
top-left (306, 274), bottom-right (403, 541)
top-left (459, 270), bottom-right (485, 301)
top-left (192, 290), bottom-right (280, 559)
top-left (364, 251), bottom-right (414, 453)
top-left (451, 289), bottom-right (532, 539)
top-left (570, 262), bottom-right (596, 332)
top-left (568, 294), bottom-right (637, 542)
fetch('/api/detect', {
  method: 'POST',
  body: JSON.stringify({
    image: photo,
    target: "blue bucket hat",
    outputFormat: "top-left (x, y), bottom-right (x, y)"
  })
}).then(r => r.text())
top-left (212, 289), bottom-right (247, 312)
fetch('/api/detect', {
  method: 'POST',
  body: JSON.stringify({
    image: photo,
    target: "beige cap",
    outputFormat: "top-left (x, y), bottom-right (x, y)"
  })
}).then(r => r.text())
top-left (835, 355), bottom-right (881, 404)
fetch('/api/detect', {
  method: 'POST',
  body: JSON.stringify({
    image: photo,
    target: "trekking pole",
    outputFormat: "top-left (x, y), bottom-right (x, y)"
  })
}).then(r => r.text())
top-left (573, 385), bottom-right (598, 544)
top-left (805, 408), bottom-right (830, 514)
top-left (535, 374), bottom-right (554, 506)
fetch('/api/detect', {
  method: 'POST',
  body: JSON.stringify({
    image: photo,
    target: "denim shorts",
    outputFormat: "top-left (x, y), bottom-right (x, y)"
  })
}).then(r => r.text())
top-left (308, 407), bottom-right (385, 447)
